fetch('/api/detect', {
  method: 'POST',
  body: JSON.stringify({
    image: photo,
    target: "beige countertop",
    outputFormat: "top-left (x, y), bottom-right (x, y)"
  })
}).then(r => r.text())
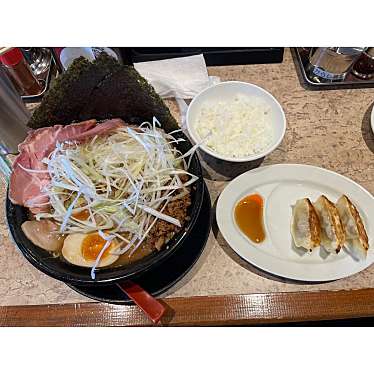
top-left (1, 48), bottom-right (374, 306)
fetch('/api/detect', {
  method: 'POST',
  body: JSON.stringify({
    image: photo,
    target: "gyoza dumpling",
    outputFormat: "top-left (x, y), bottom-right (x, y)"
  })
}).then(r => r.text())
top-left (291, 198), bottom-right (321, 251)
top-left (336, 195), bottom-right (369, 257)
top-left (313, 195), bottom-right (345, 253)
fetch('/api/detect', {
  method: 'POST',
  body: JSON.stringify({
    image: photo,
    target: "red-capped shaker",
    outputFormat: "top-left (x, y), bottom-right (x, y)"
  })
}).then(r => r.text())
top-left (0, 48), bottom-right (42, 95)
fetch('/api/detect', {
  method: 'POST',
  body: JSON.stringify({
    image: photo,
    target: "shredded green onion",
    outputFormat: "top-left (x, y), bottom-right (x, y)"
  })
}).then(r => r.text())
top-left (35, 117), bottom-right (197, 278)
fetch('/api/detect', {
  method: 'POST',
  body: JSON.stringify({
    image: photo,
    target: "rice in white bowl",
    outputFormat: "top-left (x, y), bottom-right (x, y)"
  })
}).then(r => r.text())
top-left (194, 94), bottom-right (274, 158)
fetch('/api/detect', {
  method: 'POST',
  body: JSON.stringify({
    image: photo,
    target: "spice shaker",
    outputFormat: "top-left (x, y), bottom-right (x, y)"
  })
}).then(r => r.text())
top-left (0, 48), bottom-right (43, 96)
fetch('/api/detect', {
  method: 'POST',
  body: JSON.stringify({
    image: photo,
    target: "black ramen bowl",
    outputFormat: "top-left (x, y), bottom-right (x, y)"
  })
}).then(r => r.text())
top-left (6, 131), bottom-right (204, 286)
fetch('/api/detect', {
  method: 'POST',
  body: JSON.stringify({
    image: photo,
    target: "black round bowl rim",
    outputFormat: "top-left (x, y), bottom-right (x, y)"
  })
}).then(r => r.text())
top-left (6, 132), bottom-right (204, 285)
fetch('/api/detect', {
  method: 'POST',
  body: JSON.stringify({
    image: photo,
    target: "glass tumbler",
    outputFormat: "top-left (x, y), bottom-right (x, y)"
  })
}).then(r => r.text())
top-left (352, 48), bottom-right (374, 80)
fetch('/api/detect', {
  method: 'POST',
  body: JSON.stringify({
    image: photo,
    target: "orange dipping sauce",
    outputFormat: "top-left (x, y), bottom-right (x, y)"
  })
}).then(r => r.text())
top-left (234, 194), bottom-right (265, 243)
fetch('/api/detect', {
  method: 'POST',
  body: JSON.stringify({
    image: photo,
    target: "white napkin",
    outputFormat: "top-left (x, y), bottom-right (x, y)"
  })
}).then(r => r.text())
top-left (134, 54), bottom-right (220, 99)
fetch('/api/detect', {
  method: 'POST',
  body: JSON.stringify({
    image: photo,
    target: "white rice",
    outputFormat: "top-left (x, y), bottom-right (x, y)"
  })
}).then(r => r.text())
top-left (194, 94), bottom-right (274, 158)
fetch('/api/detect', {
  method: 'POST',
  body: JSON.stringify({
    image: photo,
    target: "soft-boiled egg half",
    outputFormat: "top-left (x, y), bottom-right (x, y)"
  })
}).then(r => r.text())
top-left (62, 233), bottom-right (119, 268)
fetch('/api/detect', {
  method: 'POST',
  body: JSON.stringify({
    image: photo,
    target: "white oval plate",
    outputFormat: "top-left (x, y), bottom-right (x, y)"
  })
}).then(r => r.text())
top-left (216, 164), bottom-right (374, 282)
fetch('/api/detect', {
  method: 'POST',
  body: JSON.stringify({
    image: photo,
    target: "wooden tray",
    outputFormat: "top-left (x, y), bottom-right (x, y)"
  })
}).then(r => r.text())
top-left (1, 289), bottom-right (374, 326)
top-left (1, 49), bottom-right (374, 326)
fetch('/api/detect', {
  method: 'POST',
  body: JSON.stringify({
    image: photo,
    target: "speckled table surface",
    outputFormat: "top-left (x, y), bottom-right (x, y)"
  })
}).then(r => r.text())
top-left (1, 48), bottom-right (374, 306)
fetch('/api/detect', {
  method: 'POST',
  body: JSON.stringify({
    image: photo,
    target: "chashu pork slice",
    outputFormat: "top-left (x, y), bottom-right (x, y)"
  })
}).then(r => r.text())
top-left (9, 118), bottom-right (125, 213)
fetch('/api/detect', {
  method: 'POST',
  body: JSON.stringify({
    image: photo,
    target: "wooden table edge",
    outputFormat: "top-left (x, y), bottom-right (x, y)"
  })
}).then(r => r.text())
top-left (1, 288), bottom-right (374, 326)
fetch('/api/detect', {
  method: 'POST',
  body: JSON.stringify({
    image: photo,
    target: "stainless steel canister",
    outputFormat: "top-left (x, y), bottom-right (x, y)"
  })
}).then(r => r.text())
top-left (306, 47), bottom-right (366, 82)
top-left (0, 66), bottom-right (30, 180)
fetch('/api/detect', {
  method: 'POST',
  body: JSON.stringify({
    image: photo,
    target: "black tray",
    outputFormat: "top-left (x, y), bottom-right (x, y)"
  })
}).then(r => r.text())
top-left (67, 183), bottom-right (212, 305)
top-left (120, 48), bottom-right (284, 66)
top-left (293, 47), bottom-right (374, 91)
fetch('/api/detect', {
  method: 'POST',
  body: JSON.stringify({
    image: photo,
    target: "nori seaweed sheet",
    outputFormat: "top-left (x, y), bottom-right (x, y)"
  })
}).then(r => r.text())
top-left (27, 53), bottom-right (178, 133)
top-left (78, 66), bottom-right (178, 132)
top-left (27, 57), bottom-right (91, 128)
top-left (28, 54), bottom-right (121, 128)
